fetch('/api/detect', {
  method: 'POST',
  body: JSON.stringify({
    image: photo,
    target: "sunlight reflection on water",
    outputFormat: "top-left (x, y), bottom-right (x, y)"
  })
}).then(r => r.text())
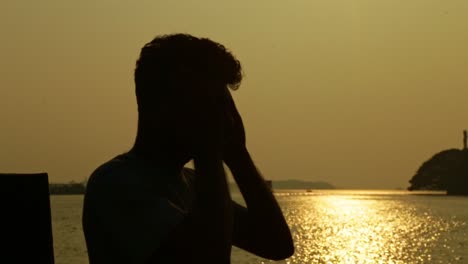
top-left (269, 190), bottom-right (468, 264)
top-left (51, 191), bottom-right (468, 264)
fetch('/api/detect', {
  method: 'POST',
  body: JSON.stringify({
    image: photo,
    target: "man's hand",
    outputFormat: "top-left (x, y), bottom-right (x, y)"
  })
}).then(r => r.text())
top-left (222, 90), bottom-right (247, 166)
top-left (190, 87), bottom-right (227, 157)
top-left (185, 85), bottom-right (234, 263)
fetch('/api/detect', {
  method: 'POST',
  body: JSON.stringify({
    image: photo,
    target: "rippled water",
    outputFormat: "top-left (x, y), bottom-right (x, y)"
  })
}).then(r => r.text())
top-left (50, 191), bottom-right (468, 264)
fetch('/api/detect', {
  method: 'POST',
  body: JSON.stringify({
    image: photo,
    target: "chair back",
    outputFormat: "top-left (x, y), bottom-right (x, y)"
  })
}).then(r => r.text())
top-left (0, 173), bottom-right (55, 263)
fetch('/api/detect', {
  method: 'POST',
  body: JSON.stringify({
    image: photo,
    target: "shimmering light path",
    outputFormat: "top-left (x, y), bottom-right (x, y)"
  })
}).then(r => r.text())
top-left (233, 190), bottom-right (467, 264)
top-left (51, 191), bottom-right (468, 264)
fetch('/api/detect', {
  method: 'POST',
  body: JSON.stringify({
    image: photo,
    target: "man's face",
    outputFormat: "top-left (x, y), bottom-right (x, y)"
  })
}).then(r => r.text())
top-left (157, 80), bottom-right (232, 156)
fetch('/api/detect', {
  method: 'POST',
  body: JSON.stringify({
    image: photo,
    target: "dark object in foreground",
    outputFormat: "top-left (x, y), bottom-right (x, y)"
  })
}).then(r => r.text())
top-left (0, 173), bottom-right (55, 263)
top-left (408, 131), bottom-right (468, 195)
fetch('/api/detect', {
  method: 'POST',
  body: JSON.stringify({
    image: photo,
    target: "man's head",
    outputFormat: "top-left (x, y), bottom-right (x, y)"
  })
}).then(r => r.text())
top-left (134, 34), bottom-right (243, 155)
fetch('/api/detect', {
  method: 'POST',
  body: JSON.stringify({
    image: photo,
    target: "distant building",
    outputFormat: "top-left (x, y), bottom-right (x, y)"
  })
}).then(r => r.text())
top-left (49, 182), bottom-right (86, 195)
top-left (265, 180), bottom-right (273, 190)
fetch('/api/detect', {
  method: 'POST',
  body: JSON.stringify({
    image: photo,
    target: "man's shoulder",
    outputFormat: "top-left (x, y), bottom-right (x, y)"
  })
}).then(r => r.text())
top-left (90, 153), bottom-right (130, 179)
top-left (85, 153), bottom-right (136, 196)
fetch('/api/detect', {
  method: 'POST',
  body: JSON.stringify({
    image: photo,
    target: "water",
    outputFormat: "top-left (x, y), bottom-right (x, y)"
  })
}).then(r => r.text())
top-left (50, 190), bottom-right (468, 264)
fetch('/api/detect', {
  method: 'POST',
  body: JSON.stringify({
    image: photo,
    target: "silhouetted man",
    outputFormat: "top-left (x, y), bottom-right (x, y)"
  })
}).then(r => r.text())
top-left (82, 34), bottom-right (294, 263)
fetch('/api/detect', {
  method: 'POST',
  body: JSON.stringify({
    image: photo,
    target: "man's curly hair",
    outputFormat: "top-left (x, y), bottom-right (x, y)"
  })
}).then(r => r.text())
top-left (134, 34), bottom-right (243, 112)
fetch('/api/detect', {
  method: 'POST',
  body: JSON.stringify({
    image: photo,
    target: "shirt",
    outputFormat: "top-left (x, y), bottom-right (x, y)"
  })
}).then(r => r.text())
top-left (82, 151), bottom-right (195, 264)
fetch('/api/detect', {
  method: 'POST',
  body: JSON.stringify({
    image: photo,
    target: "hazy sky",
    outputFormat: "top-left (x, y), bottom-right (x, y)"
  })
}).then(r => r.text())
top-left (1, 0), bottom-right (467, 188)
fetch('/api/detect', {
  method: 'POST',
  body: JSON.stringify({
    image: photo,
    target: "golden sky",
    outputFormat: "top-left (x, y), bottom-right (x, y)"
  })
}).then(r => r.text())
top-left (1, 0), bottom-right (467, 188)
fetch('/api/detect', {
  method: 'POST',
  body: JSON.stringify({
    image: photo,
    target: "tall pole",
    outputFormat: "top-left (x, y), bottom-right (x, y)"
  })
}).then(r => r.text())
top-left (464, 130), bottom-right (467, 150)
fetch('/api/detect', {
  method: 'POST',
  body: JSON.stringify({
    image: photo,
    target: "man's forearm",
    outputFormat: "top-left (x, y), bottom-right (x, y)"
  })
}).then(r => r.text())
top-left (227, 149), bottom-right (278, 212)
top-left (227, 148), bottom-right (292, 242)
top-left (192, 153), bottom-right (233, 259)
top-left (193, 154), bottom-right (232, 222)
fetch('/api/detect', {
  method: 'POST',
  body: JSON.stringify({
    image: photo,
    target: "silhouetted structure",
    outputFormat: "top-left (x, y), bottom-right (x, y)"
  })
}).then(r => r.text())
top-left (464, 130), bottom-right (467, 150)
top-left (265, 180), bottom-right (273, 189)
top-left (0, 173), bottom-right (55, 263)
top-left (49, 182), bottom-right (86, 195)
top-left (408, 131), bottom-right (468, 195)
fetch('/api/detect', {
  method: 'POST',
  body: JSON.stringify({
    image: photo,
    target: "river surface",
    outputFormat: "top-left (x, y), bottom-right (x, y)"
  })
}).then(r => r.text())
top-left (50, 190), bottom-right (468, 264)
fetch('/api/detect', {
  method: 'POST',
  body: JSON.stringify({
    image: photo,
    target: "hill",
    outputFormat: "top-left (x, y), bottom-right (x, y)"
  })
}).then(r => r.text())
top-left (408, 131), bottom-right (468, 195)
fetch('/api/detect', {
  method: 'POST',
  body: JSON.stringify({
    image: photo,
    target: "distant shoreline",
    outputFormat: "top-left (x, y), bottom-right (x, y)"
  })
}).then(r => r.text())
top-left (50, 189), bottom-right (450, 196)
top-left (49, 179), bottom-right (336, 195)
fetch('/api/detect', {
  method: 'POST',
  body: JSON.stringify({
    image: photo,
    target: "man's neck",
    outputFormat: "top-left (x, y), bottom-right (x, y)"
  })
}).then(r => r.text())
top-left (131, 128), bottom-right (188, 176)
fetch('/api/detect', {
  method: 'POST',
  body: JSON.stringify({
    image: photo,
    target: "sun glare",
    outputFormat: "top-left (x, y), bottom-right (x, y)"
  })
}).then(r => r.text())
top-left (281, 192), bottom-right (452, 263)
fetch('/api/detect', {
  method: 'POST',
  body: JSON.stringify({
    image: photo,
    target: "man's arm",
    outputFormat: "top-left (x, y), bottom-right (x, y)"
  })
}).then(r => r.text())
top-left (153, 158), bottom-right (233, 264)
top-left (191, 152), bottom-right (233, 260)
top-left (154, 98), bottom-right (233, 263)
top-left (222, 91), bottom-right (293, 260)
top-left (228, 148), bottom-right (294, 260)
